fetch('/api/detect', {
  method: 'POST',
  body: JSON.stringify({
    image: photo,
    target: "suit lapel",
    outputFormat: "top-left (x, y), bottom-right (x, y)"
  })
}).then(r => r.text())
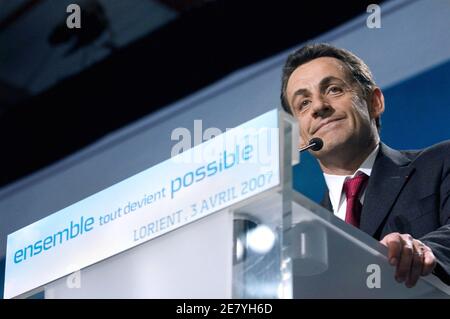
top-left (321, 190), bottom-right (333, 212)
top-left (359, 143), bottom-right (415, 237)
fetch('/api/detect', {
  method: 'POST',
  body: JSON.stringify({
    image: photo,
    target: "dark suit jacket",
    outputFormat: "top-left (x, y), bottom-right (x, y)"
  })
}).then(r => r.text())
top-left (321, 141), bottom-right (450, 285)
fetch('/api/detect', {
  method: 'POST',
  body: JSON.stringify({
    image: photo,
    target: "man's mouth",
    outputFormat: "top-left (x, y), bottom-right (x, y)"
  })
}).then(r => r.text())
top-left (312, 117), bottom-right (344, 135)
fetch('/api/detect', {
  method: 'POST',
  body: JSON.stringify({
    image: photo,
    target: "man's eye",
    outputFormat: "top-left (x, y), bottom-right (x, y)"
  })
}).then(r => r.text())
top-left (298, 100), bottom-right (311, 110)
top-left (328, 85), bottom-right (343, 94)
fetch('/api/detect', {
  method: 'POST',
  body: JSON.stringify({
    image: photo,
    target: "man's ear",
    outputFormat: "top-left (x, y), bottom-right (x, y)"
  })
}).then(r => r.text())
top-left (370, 87), bottom-right (385, 120)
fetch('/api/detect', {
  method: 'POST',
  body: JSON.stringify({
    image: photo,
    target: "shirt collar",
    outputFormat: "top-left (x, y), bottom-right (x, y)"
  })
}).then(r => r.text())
top-left (323, 144), bottom-right (379, 213)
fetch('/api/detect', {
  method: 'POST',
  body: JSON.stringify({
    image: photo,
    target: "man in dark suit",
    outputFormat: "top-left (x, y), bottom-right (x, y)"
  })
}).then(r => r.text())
top-left (280, 43), bottom-right (450, 288)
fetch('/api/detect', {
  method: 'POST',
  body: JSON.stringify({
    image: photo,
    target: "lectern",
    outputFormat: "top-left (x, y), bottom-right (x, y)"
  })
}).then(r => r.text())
top-left (4, 109), bottom-right (450, 299)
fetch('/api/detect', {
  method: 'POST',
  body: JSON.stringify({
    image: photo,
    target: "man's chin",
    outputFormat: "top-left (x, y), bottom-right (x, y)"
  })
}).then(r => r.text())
top-left (309, 137), bottom-right (345, 158)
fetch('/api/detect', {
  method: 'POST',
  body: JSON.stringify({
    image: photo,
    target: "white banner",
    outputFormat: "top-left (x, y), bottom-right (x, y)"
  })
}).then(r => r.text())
top-left (4, 109), bottom-right (280, 299)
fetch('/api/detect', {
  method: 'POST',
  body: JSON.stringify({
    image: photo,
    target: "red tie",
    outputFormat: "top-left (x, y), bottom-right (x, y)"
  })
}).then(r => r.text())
top-left (343, 173), bottom-right (369, 228)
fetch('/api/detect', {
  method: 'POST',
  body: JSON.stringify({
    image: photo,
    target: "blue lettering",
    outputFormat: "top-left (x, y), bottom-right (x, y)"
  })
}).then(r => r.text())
top-left (207, 161), bottom-right (217, 176)
top-left (33, 240), bottom-right (43, 255)
top-left (12, 215), bottom-right (95, 264)
top-left (223, 149), bottom-right (235, 169)
top-left (14, 250), bottom-right (23, 264)
top-left (170, 140), bottom-right (257, 198)
top-left (183, 172), bottom-right (194, 187)
top-left (43, 236), bottom-right (53, 250)
top-left (133, 211), bottom-right (182, 242)
top-left (53, 229), bottom-right (69, 245)
top-left (171, 177), bottom-right (182, 199)
top-left (23, 244), bottom-right (33, 260)
top-left (85, 217), bottom-right (94, 231)
top-left (243, 145), bottom-right (253, 160)
top-left (70, 220), bottom-right (80, 238)
top-left (195, 166), bottom-right (206, 182)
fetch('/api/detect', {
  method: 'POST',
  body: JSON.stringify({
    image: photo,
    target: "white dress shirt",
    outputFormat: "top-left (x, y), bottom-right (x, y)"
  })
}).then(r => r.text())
top-left (323, 144), bottom-right (380, 221)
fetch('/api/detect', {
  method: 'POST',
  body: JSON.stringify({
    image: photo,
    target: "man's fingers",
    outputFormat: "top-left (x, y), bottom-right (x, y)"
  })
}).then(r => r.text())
top-left (421, 246), bottom-right (437, 276)
top-left (406, 242), bottom-right (424, 287)
top-left (381, 233), bottom-right (402, 266)
top-left (396, 235), bottom-right (414, 283)
top-left (381, 233), bottom-right (437, 287)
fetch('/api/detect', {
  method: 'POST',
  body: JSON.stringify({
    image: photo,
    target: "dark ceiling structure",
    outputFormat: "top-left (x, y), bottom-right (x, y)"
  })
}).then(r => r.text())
top-left (0, 0), bottom-right (381, 189)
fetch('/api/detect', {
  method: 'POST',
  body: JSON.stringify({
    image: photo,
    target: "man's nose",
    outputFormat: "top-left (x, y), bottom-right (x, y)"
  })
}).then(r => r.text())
top-left (311, 97), bottom-right (333, 118)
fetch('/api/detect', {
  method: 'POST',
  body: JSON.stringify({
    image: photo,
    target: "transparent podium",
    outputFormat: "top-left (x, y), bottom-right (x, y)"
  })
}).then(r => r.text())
top-left (24, 110), bottom-right (450, 298)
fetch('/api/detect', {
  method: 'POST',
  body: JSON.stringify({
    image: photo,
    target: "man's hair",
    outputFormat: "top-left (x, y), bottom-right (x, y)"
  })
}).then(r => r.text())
top-left (280, 43), bottom-right (381, 130)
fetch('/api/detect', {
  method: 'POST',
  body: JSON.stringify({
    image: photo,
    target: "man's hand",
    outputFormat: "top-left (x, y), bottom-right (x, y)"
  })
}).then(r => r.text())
top-left (380, 232), bottom-right (436, 288)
